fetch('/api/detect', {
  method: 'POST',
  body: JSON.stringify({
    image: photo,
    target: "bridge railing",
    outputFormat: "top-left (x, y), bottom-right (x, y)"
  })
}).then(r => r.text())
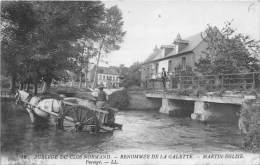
top-left (143, 72), bottom-right (260, 91)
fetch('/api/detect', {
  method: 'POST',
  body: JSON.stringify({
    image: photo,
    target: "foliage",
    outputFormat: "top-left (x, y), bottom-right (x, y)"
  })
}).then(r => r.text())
top-left (108, 89), bottom-right (129, 109)
top-left (1, 1), bottom-right (38, 89)
top-left (92, 5), bottom-right (126, 88)
top-left (1, 2), bottom-right (126, 93)
top-left (190, 87), bottom-right (207, 97)
top-left (96, 6), bottom-right (126, 54)
top-left (127, 85), bottom-right (145, 91)
top-left (175, 65), bottom-right (194, 76)
top-left (195, 21), bottom-right (260, 75)
top-left (29, 1), bottom-right (105, 83)
top-left (240, 101), bottom-right (260, 152)
top-left (121, 62), bottom-right (142, 88)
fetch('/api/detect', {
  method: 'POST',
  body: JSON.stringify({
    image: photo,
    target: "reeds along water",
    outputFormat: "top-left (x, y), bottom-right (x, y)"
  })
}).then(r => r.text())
top-left (240, 100), bottom-right (260, 151)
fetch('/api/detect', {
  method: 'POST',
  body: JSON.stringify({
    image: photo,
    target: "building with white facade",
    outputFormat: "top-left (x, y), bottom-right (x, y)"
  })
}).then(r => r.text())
top-left (96, 66), bottom-right (120, 88)
top-left (141, 32), bottom-right (207, 81)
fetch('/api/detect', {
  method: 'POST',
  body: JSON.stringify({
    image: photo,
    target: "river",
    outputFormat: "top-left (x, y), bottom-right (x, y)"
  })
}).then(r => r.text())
top-left (1, 100), bottom-right (257, 156)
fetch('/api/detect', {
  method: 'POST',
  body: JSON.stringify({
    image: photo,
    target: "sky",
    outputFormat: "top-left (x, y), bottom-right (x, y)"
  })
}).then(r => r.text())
top-left (101, 0), bottom-right (260, 67)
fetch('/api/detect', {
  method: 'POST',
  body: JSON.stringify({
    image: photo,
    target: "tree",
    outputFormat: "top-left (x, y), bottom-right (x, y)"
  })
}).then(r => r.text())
top-left (71, 38), bottom-right (98, 88)
top-left (1, 1), bottom-right (38, 92)
top-left (195, 21), bottom-right (260, 75)
top-left (1, 1), bottom-right (106, 93)
top-left (92, 6), bottom-right (126, 89)
top-left (121, 62), bottom-right (142, 88)
top-left (1, 2), bottom-right (126, 93)
top-left (31, 1), bottom-right (106, 93)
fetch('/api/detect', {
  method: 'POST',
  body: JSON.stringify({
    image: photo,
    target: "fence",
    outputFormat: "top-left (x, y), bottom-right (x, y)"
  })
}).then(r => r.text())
top-left (143, 72), bottom-right (260, 91)
top-left (53, 81), bottom-right (91, 88)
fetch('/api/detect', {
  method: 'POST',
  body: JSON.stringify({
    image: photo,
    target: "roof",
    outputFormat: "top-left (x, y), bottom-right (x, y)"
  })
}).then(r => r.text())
top-left (97, 66), bottom-right (119, 75)
top-left (168, 32), bottom-right (203, 56)
top-left (144, 32), bottom-right (204, 64)
top-left (143, 48), bottom-right (164, 63)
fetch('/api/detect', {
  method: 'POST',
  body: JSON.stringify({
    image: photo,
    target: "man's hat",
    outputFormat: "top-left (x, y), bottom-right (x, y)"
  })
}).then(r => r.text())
top-left (98, 85), bottom-right (104, 89)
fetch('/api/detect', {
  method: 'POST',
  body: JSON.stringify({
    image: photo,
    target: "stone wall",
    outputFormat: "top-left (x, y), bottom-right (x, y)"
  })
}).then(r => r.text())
top-left (126, 90), bottom-right (161, 110)
top-left (160, 99), bottom-right (194, 117)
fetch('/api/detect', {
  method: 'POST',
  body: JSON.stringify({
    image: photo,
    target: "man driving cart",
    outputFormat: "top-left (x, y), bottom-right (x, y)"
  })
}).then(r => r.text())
top-left (93, 85), bottom-right (117, 127)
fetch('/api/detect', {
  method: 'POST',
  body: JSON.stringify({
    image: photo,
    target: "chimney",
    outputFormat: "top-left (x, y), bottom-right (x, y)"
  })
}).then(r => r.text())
top-left (173, 33), bottom-right (188, 54)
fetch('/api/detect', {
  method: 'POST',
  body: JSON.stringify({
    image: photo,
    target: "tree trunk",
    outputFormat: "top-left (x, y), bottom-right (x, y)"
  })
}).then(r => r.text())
top-left (41, 79), bottom-right (52, 94)
top-left (46, 80), bottom-right (51, 91)
top-left (34, 82), bottom-right (37, 94)
top-left (84, 59), bottom-right (89, 88)
top-left (85, 73), bottom-right (88, 88)
top-left (92, 40), bottom-right (104, 89)
top-left (41, 81), bottom-right (47, 93)
top-left (19, 82), bottom-right (24, 90)
top-left (26, 79), bottom-right (31, 92)
top-left (9, 75), bottom-right (16, 92)
top-left (79, 73), bottom-right (82, 88)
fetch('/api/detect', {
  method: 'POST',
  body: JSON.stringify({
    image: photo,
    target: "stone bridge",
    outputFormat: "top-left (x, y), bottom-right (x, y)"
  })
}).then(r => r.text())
top-left (145, 90), bottom-right (258, 121)
top-left (143, 72), bottom-right (260, 122)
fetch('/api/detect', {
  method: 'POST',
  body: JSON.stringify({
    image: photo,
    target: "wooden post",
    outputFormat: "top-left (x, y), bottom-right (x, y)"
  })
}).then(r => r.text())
top-left (221, 75), bottom-right (224, 90)
top-left (198, 77), bottom-right (200, 89)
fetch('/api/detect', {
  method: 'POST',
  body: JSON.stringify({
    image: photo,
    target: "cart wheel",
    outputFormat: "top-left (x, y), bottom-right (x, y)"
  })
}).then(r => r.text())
top-left (72, 106), bottom-right (100, 132)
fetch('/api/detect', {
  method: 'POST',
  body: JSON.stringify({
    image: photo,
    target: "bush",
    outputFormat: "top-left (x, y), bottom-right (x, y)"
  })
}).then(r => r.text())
top-left (240, 101), bottom-right (260, 152)
top-left (127, 85), bottom-right (144, 91)
top-left (108, 89), bottom-right (129, 110)
top-left (190, 87), bottom-right (206, 97)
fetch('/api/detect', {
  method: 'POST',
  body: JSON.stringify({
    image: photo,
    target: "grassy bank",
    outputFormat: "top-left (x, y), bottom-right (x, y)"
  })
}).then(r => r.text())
top-left (241, 100), bottom-right (260, 152)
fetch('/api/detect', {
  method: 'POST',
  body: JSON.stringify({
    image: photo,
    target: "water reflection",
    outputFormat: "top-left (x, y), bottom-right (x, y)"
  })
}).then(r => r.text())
top-left (1, 100), bottom-right (257, 156)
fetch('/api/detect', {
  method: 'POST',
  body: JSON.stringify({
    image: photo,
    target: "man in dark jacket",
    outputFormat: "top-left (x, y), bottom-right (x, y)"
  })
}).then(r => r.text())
top-left (95, 86), bottom-right (116, 126)
top-left (96, 86), bottom-right (107, 108)
top-left (161, 67), bottom-right (167, 89)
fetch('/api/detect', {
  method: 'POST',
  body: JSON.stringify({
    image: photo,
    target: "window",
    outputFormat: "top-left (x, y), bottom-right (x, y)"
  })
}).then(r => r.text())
top-left (155, 63), bottom-right (159, 73)
top-left (103, 75), bottom-right (105, 80)
top-left (176, 45), bottom-right (179, 54)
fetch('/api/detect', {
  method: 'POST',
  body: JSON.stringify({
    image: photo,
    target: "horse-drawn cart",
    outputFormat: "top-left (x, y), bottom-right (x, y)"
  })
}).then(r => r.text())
top-left (61, 97), bottom-right (122, 133)
top-left (15, 90), bottom-right (122, 133)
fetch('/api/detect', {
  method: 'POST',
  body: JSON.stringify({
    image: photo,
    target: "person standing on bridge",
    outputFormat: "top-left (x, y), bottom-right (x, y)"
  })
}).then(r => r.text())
top-left (161, 67), bottom-right (167, 89)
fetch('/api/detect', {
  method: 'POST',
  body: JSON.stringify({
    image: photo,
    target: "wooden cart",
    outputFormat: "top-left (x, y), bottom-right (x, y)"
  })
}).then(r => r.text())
top-left (18, 97), bottom-right (122, 133)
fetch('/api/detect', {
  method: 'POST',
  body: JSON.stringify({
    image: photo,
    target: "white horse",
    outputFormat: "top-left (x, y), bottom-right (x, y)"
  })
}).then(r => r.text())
top-left (15, 90), bottom-right (63, 123)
